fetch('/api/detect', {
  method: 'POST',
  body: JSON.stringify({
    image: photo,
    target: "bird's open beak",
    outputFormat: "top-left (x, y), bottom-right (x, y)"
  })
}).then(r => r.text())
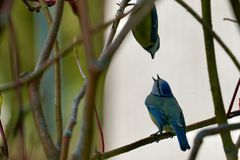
top-left (152, 77), bottom-right (157, 82)
top-left (157, 74), bottom-right (161, 80)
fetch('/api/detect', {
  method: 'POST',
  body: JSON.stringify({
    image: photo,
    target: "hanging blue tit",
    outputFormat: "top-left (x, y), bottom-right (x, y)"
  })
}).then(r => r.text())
top-left (145, 75), bottom-right (190, 151)
top-left (132, 5), bottom-right (160, 59)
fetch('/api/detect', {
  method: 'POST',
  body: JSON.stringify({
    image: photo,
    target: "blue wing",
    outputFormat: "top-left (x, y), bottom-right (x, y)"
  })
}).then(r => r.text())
top-left (146, 104), bottom-right (167, 133)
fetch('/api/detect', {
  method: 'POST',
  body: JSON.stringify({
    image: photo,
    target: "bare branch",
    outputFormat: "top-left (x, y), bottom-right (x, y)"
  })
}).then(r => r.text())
top-left (28, 80), bottom-right (58, 159)
top-left (28, 0), bottom-right (64, 158)
top-left (34, 0), bottom-right (64, 70)
top-left (39, 0), bottom-right (63, 150)
top-left (0, 16), bottom-right (117, 92)
top-left (91, 111), bottom-right (240, 160)
top-left (189, 123), bottom-right (240, 160)
top-left (175, 0), bottom-right (240, 71)
top-left (68, 0), bottom-right (98, 159)
top-left (104, 0), bottom-right (130, 48)
top-left (74, 46), bottom-right (86, 80)
top-left (60, 82), bottom-right (87, 160)
top-left (223, 18), bottom-right (238, 23)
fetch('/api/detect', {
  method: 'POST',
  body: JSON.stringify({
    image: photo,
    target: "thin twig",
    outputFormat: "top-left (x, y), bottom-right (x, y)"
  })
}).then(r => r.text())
top-left (39, 0), bottom-right (63, 150)
top-left (189, 123), bottom-right (240, 160)
top-left (104, 0), bottom-right (130, 48)
top-left (8, 17), bottom-right (26, 160)
top-left (0, 36), bottom-right (83, 92)
top-left (34, 0), bottom-right (64, 70)
top-left (60, 82), bottom-right (87, 160)
top-left (74, 46), bottom-right (86, 80)
top-left (227, 78), bottom-right (240, 117)
top-left (60, 44), bottom-right (89, 160)
top-left (72, 0), bottom-right (145, 159)
top-left (223, 18), bottom-right (238, 23)
top-left (91, 110), bottom-right (240, 160)
top-left (0, 16), bottom-right (119, 92)
top-left (28, 0), bottom-right (64, 158)
top-left (39, 0), bottom-right (52, 24)
top-left (90, 2), bottom-right (158, 156)
top-left (70, 0), bottom-right (98, 159)
top-left (85, 0), bottom-right (132, 155)
top-left (91, 8), bottom-right (134, 35)
top-left (28, 80), bottom-right (58, 159)
top-left (175, 0), bottom-right (240, 71)
top-left (75, 46), bottom-right (105, 153)
top-left (54, 38), bottom-right (63, 151)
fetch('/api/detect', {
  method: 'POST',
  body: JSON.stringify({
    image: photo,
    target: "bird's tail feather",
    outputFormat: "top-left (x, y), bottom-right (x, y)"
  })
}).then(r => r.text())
top-left (172, 123), bottom-right (190, 151)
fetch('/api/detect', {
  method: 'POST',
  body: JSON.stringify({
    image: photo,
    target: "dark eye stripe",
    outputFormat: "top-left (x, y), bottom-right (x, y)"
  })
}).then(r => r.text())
top-left (157, 81), bottom-right (161, 95)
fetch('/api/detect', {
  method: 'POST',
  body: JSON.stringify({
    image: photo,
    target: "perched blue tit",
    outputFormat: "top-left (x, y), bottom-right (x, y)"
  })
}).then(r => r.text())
top-left (132, 5), bottom-right (160, 59)
top-left (145, 75), bottom-right (190, 151)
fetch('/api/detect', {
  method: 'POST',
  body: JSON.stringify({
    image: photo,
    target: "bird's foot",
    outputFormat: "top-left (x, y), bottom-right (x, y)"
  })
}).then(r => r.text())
top-left (169, 132), bottom-right (174, 138)
top-left (150, 131), bottom-right (161, 143)
top-left (151, 131), bottom-right (161, 136)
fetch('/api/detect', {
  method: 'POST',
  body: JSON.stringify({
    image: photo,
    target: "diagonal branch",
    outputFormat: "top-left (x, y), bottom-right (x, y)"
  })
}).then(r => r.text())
top-left (28, 0), bottom-right (64, 158)
top-left (103, 0), bottom-right (130, 48)
top-left (39, 0), bottom-right (63, 149)
top-left (189, 123), bottom-right (240, 160)
top-left (91, 110), bottom-right (240, 160)
top-left (68, 0), bottom-right (98, 159)
top-left (60, 44), bottom-right (88, 160)
top-left (34, 0), bottom-right (64, 70)
top-left (60, 82), bottom-right (87, 160)
top-left (0, 16), bottom-right (120, 92)
top-left (175, 0), bottom-right (240, 72)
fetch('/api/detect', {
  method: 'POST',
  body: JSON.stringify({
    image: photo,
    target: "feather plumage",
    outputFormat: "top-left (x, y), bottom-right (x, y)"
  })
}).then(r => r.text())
top-left (145, 76), bottom-right (190, 151)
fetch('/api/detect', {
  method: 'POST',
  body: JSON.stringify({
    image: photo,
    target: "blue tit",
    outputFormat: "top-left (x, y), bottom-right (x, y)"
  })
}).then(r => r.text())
top-left (132, 5), bottom-right (160, 59)
top-left (145, 75), bottom-right (190, 151)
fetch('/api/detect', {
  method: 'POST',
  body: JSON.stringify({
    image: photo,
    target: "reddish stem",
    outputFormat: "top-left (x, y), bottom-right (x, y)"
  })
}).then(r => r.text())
top-left (94, 107), bottom-right (105, 153)
top-left (227, 78), bottom-right (240, 117)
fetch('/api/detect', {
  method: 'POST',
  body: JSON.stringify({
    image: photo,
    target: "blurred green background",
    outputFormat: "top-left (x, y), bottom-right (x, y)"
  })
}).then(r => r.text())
top-left (0, 0), bottom-right (105, 159)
